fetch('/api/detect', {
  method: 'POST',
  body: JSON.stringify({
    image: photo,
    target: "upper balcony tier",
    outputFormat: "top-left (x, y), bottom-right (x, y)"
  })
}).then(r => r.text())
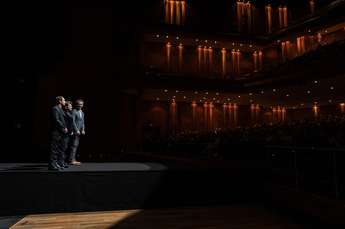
top-left (140, 0), bottom-right (345, 38)
top-left (142, 21), bottom-right (345, 83)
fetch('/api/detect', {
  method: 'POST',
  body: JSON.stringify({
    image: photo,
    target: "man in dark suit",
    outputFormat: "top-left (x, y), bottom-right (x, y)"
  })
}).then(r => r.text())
top-left (68, 99), bottom-right (85, 165)
top-left (49, 96), bottom-right (68, 170)
top-left (63, 101), bottom-right (75, 165)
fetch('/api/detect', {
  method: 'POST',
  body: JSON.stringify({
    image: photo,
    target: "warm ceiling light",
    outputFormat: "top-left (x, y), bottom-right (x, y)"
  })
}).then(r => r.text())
top-left (173, 96), bottom-right (176, 98)
top-left (156, 97), bottom-right (160, 101)
top-left (286, 94), bottom-right (290, 97)
top-left (166, 35), bottom-right (169, 38)
top-left (216, 92), bottom-right (219, 95)
top-left (272, 89), bottom-right (276, 92)
top-left (249, 93), bottom-right (253, 96)
top-left (300, 103), bottom-right (304, 106)
top-left (194, 91), bottom-right (198, 94)
top-left (238, 95), bottom-right (241, 98)
top-left (164, 89), bottom-right (168, 93)
top-left (195, 38), bottom-right (199, 42)
top-left (156, 34), bottom-right (160, 38)
top-left (227, 98), bottom-right (230, 101)
top-left (183, 96), bottom-right (187, 99)
top-left (314, 80), bottom-right (318, 84)
top-left (203, 97), bottom-right (206, 99)
top-left (261, 91), bottom-right (264, 94)
top-left (205, 40), bottom-right (208, 43)
top-left (205, 92), bottom-right (209, 94)
top-left (232, 42), bottom-right (235, 45)
top-left (330, 86), bottom-right (334, 90)
top-left (249, 44), bottom-right (253, 47)
top-left (329, 99), bottom-right (332, 103)
top-left (307, 90), bottom-right (311, 94)
top-left (213, 98), bottom-right (216, 100)
top-left (214, 41), bottom-right (217, 44)
top-left (176, 90), bottom-right (179, 93)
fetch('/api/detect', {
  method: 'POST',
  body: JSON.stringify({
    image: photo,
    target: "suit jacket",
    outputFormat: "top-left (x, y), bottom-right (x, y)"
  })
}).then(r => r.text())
top-left (64, 111), bottom-right (75, 134)
top-left (51, 105), bottom-right (67, 133)
top-left (72, 109), bottom-right (85, 132)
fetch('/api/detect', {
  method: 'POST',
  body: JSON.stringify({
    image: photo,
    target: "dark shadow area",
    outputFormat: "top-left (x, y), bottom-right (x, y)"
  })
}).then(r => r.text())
top-left (108, 205), bottom-right (331, 229)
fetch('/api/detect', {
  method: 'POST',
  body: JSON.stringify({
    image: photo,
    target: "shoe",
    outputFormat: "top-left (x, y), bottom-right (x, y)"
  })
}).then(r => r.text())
top-left (71, 160), bottom-right (81, 166)
top-left (56, 163), bottom-right (65, 169)
top-left (48, 166), bottom-right (59, 171)
top-left (48, 163), bottom-right (61, 171)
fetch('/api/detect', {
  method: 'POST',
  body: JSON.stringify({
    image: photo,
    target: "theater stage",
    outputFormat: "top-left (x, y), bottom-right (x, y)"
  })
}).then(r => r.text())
top-left (0, 162), bottom-right (269, 216)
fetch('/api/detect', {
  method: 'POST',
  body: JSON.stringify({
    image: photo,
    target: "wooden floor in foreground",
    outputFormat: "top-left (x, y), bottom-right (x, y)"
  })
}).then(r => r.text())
top-left (11, 205), bottom-right (312, 229)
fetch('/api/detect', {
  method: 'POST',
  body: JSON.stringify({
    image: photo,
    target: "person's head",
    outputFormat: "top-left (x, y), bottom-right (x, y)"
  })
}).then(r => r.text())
top-left (56, 96), bottom-right (66, 106)
top-left (64, 101), bottom-right (73, 111)
top-left (75, 99), bottom-right (84, 110)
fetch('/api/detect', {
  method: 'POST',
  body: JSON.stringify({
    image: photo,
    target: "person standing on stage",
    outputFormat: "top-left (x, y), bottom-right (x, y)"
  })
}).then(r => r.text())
top-left (68, 99), bottom-right (85, 165)
top-left (63, 100), bottom-right (75, 166)
top-left (49, 96), bottom-right (68, 170)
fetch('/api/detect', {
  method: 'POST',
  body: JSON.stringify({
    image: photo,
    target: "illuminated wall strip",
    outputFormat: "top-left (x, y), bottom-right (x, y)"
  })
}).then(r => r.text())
top-left (209, 102), bottom-right (214, 130)
top-left (310, 0), bottom-right (315, 14)
top-left (197, 46), bottom-right (202, 72)
top-left (221, 48), bottom-right (227, 77)
top-left (178, 43), bottom-right (183, 71)
top-left (170, 100), bottom-right (177, 133)
top-left (278, 6), bottom-right (288, 28)
top-left (313, 105), bottom-right (319, 117)
top-left (192, 101), bottom-right (197, 130)
top-left (164, 0), bottom-right (187, 25)
top-left (253, 51), bottom-right (258, 72)
top-left (204, 102), bottom-right (208, 130)
top-left (236, 1), bottom-right (253, 33)
top-left (166, 42), bottom-right (172, 70)
top-left (181, 1), bottom-right (186, 25)
top-left (265, 4), bottom-right (272, 33)
top-left (283, 6), bottom-right (288, 27)
top-left (208, 47), bottom-right (213, 73)
top-left (258, 50), bottom-right (263, 70)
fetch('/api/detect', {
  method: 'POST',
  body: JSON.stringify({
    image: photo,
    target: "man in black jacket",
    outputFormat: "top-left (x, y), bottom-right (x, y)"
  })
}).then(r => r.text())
top-left (49, 96), bottom-right (68, 170)
top-left (68, 99), bottom-right (85, 165)
top-left (63, 101), bottom-right (75, 165)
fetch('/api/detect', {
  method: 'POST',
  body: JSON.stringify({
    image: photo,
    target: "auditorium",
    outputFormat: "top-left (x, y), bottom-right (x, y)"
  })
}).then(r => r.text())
top-left (2, 0), bottom-right (345, 228)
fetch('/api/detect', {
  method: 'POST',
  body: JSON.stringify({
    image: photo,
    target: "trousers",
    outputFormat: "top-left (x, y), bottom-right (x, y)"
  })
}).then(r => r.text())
top-left (50, 130), bottom-right (67, 165)
top-left (68, 135), bottom-right (80, 162)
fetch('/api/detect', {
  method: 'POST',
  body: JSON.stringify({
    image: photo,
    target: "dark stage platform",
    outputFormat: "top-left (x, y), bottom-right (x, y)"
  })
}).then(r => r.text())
top-left (0, 163), bottom-right (169, 172)
top-left (0, 162), bottom-right (268, 216)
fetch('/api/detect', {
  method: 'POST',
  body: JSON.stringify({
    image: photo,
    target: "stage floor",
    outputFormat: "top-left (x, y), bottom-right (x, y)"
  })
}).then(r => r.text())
top-left (0, 163), bottom-right (169, 172)
top-left (9, 205), bottom-right (313, 229)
